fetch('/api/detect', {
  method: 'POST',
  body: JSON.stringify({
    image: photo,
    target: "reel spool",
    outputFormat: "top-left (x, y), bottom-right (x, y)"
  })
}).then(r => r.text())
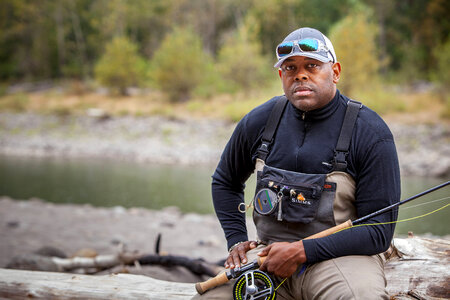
top-left (254, 188), bottom-right (278, 215)
top-left (233, 270), bottom-right (276, 300)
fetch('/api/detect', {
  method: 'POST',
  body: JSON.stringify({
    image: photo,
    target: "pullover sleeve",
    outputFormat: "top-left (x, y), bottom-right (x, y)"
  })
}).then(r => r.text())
top-left (303, 138), bottom-right (401, 263)
top-left (212, 116), bottom-right (257, 250)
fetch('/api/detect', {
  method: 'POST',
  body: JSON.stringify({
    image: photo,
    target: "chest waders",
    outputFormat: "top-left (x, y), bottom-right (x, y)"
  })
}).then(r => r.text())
top-left (195, 97), bottom-right (364, 300)
top-left (231, 97), bottom-right (362, 300)
top-left (253, 96), bottom-right (362, 244)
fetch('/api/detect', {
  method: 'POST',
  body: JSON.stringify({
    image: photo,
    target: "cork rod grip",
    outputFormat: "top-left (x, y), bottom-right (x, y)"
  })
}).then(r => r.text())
top-left (195, 271), bottom-right (229, 295)
top-left (304, 219), bottom-right (353, 240)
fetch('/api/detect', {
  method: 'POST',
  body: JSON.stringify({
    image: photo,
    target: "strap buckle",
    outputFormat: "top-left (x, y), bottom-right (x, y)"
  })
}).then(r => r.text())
top-left (258, 141), bottom-right (270, 155)
top-left (347, 100), bottom-right (363, 108)
top-left (333, 150), bottom-right (348, 171)
top-left (257, 140), bottom-right (271, 161)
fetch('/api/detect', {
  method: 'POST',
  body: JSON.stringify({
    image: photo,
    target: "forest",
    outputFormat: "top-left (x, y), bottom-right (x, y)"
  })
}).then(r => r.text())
top-left (0, 0), bottom-right (449, 118)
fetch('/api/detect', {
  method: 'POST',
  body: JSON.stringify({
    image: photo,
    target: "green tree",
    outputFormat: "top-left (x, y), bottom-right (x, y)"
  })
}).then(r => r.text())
top-left (150, 27), bottom-right (210, 102)
top-left (432, 37), bottom-right (450, 89)
top-left (245, 0), bottom-right (299, 56)
top-left (363, 0), bottom-right (449, 81)
top-left (0, 0), bottom-right (58, 79)
top-left (94, 36), bottom-right (147, 95)
top-left (216, 15), bottom-right (271, 91)
top-left (432, 37), bottom-right (450, 118)
top-left (329, 12), bottom-right (380, 96)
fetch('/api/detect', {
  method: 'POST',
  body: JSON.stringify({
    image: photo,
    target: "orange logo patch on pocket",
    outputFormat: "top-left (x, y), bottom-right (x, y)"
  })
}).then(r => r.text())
top-left (297, 193), bottom-right (305, 201)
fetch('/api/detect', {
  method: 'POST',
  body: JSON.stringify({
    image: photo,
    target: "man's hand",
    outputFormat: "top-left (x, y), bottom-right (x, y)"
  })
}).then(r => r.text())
top-left (257, 241), bottom-right (306, 278)
top-left (225, 241), bottom-right (258, 269)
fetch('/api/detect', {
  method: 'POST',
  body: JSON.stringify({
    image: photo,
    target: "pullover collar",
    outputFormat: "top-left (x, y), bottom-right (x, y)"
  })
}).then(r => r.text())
top-left (290, 89), bottom-right (341, 121)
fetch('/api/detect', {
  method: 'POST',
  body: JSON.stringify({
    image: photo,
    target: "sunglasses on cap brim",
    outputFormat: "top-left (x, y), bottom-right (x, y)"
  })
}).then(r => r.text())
top-left (276, 38), bottom-right (332, 62)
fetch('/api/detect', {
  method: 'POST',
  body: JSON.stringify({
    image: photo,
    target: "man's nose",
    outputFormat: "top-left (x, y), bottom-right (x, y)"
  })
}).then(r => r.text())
top-left (294, 69), bottom-right (308, 81)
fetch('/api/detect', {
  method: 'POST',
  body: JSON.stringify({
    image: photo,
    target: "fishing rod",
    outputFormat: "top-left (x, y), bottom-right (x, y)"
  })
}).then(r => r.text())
top-left (352, 180), bottom-right (450, 225)
top-left (195, 181), bottom-right (450, 299)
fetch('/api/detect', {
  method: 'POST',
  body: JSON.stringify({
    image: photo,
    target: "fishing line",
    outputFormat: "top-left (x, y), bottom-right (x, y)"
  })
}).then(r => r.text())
top-left (396, 196), bottom-right (450, 211)
top-left (335, 202), bottom-right (450, 234)
top-left (386, 196), bottom-right (449, 216)
top-left (274, 277), bottom-right (288, 292)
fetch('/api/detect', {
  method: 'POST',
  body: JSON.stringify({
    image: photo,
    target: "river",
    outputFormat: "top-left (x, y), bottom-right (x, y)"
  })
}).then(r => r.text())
top-left (0, 154), bottom-right (448, 236)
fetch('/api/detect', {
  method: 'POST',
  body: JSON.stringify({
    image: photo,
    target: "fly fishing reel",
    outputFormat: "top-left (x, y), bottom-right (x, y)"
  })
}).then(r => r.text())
top-left (233, 270), bottom-right (276, 300)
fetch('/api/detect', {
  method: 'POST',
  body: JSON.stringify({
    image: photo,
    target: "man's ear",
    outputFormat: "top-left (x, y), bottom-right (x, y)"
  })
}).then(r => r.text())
top-left (332, 62), bottom-right (341, 84)
top-left (278, 69), bottom-right (282, 78)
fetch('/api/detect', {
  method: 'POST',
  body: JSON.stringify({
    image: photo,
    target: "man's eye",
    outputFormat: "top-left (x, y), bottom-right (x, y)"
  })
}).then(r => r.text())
top-left (307, 63), bottom-right (318, 68)
top-left (285, 65), bottom-right (295, 71)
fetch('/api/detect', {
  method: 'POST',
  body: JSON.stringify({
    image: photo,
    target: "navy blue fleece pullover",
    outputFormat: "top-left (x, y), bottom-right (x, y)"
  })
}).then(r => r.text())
top-left (212, 90), bottom-right (401, 263)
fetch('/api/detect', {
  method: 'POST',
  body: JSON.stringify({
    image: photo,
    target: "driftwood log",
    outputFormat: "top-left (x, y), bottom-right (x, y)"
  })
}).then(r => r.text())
top-left (0, 269), bottom-right (196, 300)
top-left (6, 251), bottom-right (221, 277)
top-left (6, 252), bottom-right (140, 273)
top-left (0, 237), bottom-right (448, 299)
top-left (385, 237), bottom-right (449, 299)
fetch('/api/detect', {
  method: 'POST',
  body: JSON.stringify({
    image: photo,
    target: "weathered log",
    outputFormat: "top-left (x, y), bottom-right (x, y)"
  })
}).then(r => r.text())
top-left (386, 237), bottom-right (450, 299)
top-left (7, 252), bottom-right (220, 277)
top-left (0, 237), bottom-right (448, 299)
top-left (0, 268), bottom-right (197, 300)
top-left (6, 252), bottom-right (141, 273)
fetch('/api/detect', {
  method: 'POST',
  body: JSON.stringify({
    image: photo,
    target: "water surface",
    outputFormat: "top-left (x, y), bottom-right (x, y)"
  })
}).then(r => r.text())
top-left (0, 155), bottom-right (448, 236)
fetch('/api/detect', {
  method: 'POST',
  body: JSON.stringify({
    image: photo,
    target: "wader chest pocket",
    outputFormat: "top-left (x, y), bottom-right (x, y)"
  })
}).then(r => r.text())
top-left (255, 165), bottom-right (326, 224)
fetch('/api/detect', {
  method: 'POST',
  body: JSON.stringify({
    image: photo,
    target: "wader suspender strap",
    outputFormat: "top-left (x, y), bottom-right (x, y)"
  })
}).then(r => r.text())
top-left (256, 96), bottom-right (289, 161)
top-left (332, 100), bottom-right (362, 171)
top-left (257, 97), bottom-right (362, 171)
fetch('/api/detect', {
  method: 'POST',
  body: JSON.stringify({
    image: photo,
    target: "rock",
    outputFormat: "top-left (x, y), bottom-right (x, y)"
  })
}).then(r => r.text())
top-left (86, 108), bottom-right (110, 120)
top-left (112, 206), bottom-right (127, 215)
top-left (6, 221), bottom-right (19, 228)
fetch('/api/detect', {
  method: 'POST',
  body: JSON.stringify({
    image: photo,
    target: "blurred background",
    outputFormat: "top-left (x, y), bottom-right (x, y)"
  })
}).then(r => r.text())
top-left (0, 0), bottom-right (449, 237)
top-left (0, 0), bottom-right (448, 116)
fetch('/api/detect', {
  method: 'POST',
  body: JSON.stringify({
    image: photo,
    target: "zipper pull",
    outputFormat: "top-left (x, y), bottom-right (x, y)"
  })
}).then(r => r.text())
top-left (277, 186), bottom-right (287, 221)
top-left (277, 193), bottom-right (283, 221)
top-left (302, 112), bottom-right (306, 120)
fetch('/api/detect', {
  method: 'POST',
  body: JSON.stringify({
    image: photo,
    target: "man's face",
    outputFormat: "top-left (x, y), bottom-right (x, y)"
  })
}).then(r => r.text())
top-left (279, 56), bottom-right (341, 111)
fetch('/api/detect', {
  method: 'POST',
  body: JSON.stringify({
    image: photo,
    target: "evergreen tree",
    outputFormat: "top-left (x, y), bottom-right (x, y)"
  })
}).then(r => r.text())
top-left (329, 12), bottom-right (380, 96)
top-left (94, 36), bottom-right (147, 95)
top-left (150, 27), bottom-right (210, 102)
top-left (217, 15), bottom-right (271, 91)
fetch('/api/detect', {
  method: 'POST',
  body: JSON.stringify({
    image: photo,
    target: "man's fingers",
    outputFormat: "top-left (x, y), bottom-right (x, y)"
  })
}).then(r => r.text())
top-left (231, 250), bottom-right (241, 268)
top-left (257, 245), bottom-right (271, 257)
top-left (225, 241), bottom-right (259, 268)
top-left (225, 251), bottom-right (239, 268)
top-left (258, 241), bottom-right (307, 278)
top-left (224, 256), bottom-right (232, 268)
top-left (256, 245), bottom-right (271, 272)
top-left (239, 249), bottom-right (248, 264)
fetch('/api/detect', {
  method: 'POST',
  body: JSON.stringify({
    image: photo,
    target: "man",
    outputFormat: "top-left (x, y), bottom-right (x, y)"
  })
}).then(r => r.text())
top-left (198, 27), bottom-right (400, 299)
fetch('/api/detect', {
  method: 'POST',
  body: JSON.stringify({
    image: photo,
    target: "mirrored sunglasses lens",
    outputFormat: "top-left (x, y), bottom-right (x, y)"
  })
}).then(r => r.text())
top-left (277, 42), bottom-right (294, 57)
top-left (298, 39), bottom-right (319, 52)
